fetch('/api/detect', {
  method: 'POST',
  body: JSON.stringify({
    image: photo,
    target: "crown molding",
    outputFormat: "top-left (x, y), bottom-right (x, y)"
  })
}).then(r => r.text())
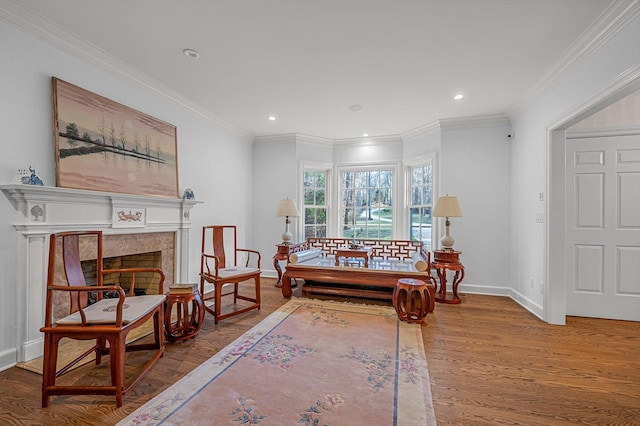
top-left (295, 134), bottom-right (335, 146)
top-left (0, 0), bottom-right (252, 141)
top-left (401, 120), bottom-right (441, 140)
top-left (509, 0), bottom-right (640, 120)
top-left (438, 114), bottom-right (510, 131)
top-left (253, 133), bottom-right (300, 145)
top-left (333, 134), bottom-right (402, 146)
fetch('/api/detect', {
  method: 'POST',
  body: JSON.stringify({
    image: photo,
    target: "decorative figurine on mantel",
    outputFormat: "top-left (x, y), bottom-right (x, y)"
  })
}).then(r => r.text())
top-left (182, 188), bottom-right (195, 200)
top-left (15, 166), bottom-right (44, 186)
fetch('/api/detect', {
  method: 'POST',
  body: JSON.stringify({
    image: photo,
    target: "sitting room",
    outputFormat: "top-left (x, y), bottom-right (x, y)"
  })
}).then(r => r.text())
top-left (0, 1), bottom-right (639, 424)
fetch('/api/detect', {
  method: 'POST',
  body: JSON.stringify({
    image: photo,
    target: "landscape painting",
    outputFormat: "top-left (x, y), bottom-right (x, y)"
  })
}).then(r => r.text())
top-left (52, 77), bottom-right (179, 198)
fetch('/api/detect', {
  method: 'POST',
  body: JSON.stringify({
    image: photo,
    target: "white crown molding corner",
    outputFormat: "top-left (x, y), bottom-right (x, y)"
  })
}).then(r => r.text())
top-left (333, 134), bottom-right (403, 147)
top-left (253, 133), bottom-right (300, 145)
top-left (438, 114), bottom-right (511, 131)
top-left (0, 0), bottom-right (252, 142)
top-left (295, 134), bottom-right (335, 147)
top-left (401, 120), bottom-right (441, 140)
top-left (508, 0), bottom-right (640, 121)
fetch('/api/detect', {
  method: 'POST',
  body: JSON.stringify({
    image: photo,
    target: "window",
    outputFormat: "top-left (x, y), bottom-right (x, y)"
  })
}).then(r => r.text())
top-left (408, 163), bottom-right (433, 249)
top-left (303, 170), bottom-right (327, 238)
top-left (341, 169), bottom-right (393, 240)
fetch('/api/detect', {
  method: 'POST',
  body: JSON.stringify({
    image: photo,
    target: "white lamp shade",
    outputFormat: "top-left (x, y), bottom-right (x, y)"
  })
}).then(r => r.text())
top-left (275, 198), bottom-right (300, 217)
top-left (432, 195), bottom-right (462, 218)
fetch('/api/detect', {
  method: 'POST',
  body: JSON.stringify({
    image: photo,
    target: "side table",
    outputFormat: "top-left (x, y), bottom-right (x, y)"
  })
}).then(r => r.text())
top-left (164, 288), bottom-right (205, 342)
top-left (392, 278), bottom-right (431, 323)
top-left (273, 242), bottom-right (307, 288)
top-left (431, 250), bottom-right (465, 304)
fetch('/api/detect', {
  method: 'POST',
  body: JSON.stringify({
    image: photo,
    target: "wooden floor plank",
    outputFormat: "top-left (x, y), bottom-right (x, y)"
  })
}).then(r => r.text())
top-left (0, 279), bottom-right (638, 425)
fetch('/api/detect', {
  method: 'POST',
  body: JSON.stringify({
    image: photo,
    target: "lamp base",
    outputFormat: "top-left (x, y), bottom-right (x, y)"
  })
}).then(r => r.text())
top-left (281, 230), bottom-right (293, 244)
top-left (440, 219), bottom-right (455, 250)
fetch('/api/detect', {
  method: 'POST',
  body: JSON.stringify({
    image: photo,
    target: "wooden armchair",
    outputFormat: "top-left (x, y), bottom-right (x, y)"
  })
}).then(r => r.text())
top-left (40, 231), bottom-right (166, 407)
top-left (199, 225), bottom-right (261, 324)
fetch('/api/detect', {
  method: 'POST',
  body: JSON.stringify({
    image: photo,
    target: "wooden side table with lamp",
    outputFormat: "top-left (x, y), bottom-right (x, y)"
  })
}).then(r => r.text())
top-left (431, 194), bottom-right (464, 304)
top-left (273, 198), bottom-right (302, 288)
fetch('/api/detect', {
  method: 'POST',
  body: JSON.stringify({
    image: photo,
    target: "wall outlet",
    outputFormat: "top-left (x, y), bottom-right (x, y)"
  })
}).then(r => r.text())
top-left (529, 277), bottom-right (534, 288)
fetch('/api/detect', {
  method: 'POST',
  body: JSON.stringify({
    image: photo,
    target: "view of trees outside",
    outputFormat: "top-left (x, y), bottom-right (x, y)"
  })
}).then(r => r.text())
top-left (341, 169), bottom-right (393, 240)
top-left (303, 170), bottom-right (327, 238)
top-left (409, 163), bottom-right (433, 248)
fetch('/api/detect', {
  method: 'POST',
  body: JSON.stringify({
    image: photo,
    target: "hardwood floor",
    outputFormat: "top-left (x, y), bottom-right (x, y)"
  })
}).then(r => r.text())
top-left (0, 278), bottom-right (638, 425)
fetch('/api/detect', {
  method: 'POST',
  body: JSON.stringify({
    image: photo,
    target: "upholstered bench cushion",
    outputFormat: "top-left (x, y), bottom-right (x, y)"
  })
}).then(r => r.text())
top-left (56, 294), bottom-right (166, 325)
top-left (412, 252), bottom-right (429, 272)
top-left (289, 249), bottom-right (323, 264)
top-left (215, 266), bottom-right (260, 279)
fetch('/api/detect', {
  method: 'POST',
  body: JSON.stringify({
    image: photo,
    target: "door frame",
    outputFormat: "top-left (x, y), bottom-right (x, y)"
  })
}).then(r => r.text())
top-left (545, 65), bottom-right (640, 324)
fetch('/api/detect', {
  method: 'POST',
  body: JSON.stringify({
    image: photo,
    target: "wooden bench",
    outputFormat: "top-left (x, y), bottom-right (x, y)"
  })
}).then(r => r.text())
top-left (281, 238), bottom-right (436, 311)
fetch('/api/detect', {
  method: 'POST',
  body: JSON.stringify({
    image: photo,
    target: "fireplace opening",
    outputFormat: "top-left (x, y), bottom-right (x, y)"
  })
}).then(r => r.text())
top-left (81, 251), bottom-right (162, 303)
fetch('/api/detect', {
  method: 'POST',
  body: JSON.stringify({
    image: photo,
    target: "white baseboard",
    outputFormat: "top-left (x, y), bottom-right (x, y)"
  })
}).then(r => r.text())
top-left (0, 347), bottom-right (17, 372)
top-left (22, 337), bottom-right (44, 362)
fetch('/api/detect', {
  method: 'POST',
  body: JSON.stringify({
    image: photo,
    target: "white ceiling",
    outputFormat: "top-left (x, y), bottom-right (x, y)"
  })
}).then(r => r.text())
top-left (15, 0), bottom-right (615, 140)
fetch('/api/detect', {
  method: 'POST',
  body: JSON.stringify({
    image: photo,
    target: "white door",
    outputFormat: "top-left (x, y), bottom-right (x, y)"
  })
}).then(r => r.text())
top-left (566, 134), bottom-right (640, 321)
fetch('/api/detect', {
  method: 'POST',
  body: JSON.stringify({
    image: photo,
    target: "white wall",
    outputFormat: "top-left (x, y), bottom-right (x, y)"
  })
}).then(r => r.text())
top-left (0, 18), bottom-right (254, 370)
top-left (509, 8), bottom-right (640, 323)
top-left (439, 119), bottom-right (512, 292)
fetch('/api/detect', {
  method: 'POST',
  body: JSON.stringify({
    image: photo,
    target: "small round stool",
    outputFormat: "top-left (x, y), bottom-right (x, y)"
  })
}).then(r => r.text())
top-left (164, 289), bottom-right (205, 342)
top-left (392, 278), bottom-right (431, 324)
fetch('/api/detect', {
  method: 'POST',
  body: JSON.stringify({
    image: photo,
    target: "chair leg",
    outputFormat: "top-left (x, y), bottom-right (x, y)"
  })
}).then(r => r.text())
top-left (109, 335), bottom-right (127, 408)
top-left (41, 332), bottom-right (61, 408)
top-left (214, 283), bottom-right (223, 324)
top-left (255, 275), bottom-right (261, 310)
top-left (96, 336), bottom-right (106, 365)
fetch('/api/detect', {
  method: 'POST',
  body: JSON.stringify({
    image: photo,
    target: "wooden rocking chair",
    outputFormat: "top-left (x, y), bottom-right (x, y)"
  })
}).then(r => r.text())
top-left (40, 231), bottom-right (166, 407)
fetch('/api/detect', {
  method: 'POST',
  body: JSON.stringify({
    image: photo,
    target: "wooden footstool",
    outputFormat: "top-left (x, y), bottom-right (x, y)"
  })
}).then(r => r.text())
top-left (392, 278), bottom-right (431, 324)
top-left (165, 287), bottom-right (205, 342)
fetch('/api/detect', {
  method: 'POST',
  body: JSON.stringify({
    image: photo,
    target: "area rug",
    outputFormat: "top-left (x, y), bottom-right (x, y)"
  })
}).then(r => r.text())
top-left (118, 298), bottom-right (437, 425)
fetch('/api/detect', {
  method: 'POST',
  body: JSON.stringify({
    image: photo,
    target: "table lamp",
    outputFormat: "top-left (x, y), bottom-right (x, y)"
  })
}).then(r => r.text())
top-left (432, 195), bottom-right (462, 250)
top-left (275, 198), bottom-right (300, 244)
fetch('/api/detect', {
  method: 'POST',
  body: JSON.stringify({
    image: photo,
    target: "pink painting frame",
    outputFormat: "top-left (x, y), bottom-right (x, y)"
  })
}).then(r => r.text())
top-left (52, 77), bottom-right (179, 198)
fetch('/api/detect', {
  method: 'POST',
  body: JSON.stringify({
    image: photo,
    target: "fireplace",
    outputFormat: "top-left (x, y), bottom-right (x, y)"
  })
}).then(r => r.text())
top-left (1, 184), bottom-right (199, 363)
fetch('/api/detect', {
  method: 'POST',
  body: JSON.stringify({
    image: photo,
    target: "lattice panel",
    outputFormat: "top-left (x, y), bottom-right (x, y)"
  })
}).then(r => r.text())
top-left (306, 238), bottom-right (424, 261)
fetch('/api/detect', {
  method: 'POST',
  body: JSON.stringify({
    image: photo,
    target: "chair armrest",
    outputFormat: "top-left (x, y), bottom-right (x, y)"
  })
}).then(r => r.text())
top-left (238, 248), bottom-right (261, 268)
top-left (201, 253), bottom-right (221, 278)
top-left (47, 284), bottom-right (127, 327)
top-left (103, 267), bottom-right (166, 295)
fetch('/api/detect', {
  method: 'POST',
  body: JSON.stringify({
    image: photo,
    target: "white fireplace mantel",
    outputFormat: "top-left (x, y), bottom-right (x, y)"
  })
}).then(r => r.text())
top-left (1, 184), bottom-right (201, 364)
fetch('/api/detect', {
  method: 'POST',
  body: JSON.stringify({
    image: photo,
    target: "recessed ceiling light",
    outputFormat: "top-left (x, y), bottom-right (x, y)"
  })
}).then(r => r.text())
top-left (348, 104), bottom-right (364, 112)
top-left (454, 94), bottom-right (464, 100)
top-left (183, 48), bottom-right (200, 59)
top-left (362, 133), bottom-right (369, 137)
top-left (268, 115), bottom-right (277, 121)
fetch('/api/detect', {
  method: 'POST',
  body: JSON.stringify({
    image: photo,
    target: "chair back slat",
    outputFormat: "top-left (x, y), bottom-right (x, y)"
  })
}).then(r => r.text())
top-left (212, 226), bottom-right (227, 267)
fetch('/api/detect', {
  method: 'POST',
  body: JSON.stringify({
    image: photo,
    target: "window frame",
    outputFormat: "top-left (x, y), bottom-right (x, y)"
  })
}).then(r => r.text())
top-left (300, 162), bottom-right (332, 240)
top-left (334, 162), bottom-right (400, 240)
top-left (404, 153), bottom-right (437, 250)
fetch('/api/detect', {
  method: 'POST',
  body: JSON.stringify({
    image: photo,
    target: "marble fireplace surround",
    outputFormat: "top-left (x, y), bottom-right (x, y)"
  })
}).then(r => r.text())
top-left (1, 184), bottom-right (199, 363)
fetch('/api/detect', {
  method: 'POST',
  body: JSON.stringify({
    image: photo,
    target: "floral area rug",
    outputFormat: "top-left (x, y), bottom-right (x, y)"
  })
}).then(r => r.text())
top-left (118, 298), bottom-right (437, 425)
